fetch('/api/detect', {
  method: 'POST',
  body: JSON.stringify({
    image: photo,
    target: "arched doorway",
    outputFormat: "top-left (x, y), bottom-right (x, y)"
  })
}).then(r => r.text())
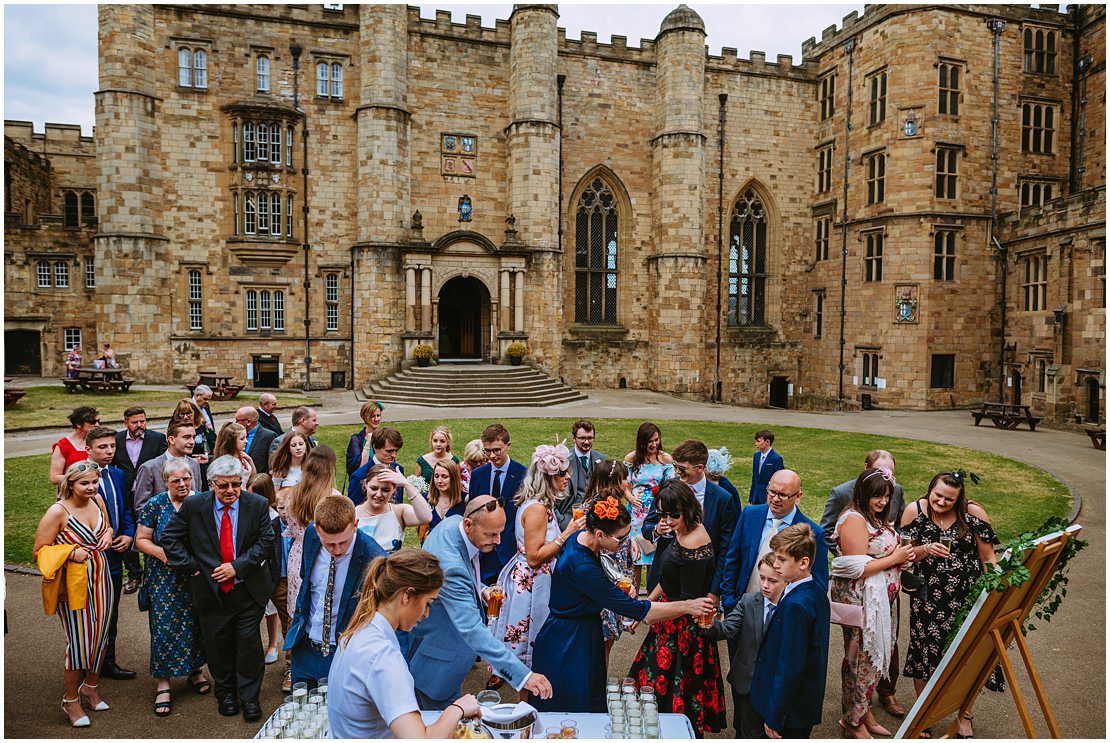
top-left (438, 276), bottom-right (490, 360)
top-left (1087, 378), bottom-right (1100, 424)
top-left (1010, 369), bottom-right (1022, 405)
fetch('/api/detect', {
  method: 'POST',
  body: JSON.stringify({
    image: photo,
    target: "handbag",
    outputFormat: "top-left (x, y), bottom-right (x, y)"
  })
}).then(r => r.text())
top-left (830, 601), bottom-right (864, 628)
top-left (137, 583), bottom-right (151, 612)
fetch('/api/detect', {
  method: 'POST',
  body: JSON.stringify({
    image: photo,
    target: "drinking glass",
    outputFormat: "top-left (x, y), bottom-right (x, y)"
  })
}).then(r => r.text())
top-left (476, 689), bottom-right (501, 708)
top-left (487, 585), bottom-right (505, 620)
top-left (560, 719), bottom-right (578, 738)
top-left (939, 534), bottom-right (955, 570)
top-left (545, 726), bottom-right (563, 739)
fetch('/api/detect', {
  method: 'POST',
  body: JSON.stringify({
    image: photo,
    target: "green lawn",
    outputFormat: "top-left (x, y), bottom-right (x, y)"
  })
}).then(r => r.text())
top-left (5, 418), bottom-right (1071, 565)
top-left (3, 385), bottom-right (317, 429)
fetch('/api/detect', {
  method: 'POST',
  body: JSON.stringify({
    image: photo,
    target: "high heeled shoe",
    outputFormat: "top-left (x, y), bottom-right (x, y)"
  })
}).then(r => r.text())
top-left (78, 681), bottom-right (110, 711)
top-left (838, 718), bottom-right (872, 739)
top-left (61, 696), bottom-right (90, 727)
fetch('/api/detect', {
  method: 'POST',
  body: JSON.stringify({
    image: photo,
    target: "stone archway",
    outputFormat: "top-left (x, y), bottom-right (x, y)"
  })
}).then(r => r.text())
top-left (437, 275), bottom-right (491, 360)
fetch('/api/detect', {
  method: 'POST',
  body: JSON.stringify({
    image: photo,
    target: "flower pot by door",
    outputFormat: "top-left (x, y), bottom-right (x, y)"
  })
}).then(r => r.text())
top-left (417, 357), bottom-right (431, 367)
top-left (509, 356), bottom-right (522, 366)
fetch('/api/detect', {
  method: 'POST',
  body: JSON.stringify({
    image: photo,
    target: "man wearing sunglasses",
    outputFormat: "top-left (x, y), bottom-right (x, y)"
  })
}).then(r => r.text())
top-left (466, 423), bottom-right (527, 584)
top-left (408, 495), bottom-right (553, 710)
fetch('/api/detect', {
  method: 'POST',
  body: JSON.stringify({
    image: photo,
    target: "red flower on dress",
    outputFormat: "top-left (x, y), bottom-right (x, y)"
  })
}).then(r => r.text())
top-left (656, 645), bottom-right (673, 671)
top-left (655, 675), bottom-right (669, 697)
top-left (692, 649), bottom-right (704, 675)
top-left (502, 617), bottom-right (532, 647)
top-left (677, 630), bottom-right (691, 654)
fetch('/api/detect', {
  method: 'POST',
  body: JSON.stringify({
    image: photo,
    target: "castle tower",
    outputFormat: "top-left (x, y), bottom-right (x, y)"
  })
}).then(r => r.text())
top-left (650, 5), bottom-right (707, 395)
top-left (94, 4), bottom-right (171, 380)
top-left (508, 4), bottom-right (562, 373)
top-left (353, 4), bottom-right (411, 385)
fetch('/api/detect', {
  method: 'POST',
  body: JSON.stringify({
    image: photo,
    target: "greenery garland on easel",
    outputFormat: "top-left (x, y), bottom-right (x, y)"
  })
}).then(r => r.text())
top-left (944, 516), bottom-right (1088, 650)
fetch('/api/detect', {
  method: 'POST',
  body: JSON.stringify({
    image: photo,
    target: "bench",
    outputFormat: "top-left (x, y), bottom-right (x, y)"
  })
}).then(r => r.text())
top-left (1086, 428), bottom-right (1105, 450)
top-left (4, 388), bottom-right (26, 409)
top-left (61, 378), bottom-right (82, 393)
top-left (971, 402), bottom-right (1041, 431)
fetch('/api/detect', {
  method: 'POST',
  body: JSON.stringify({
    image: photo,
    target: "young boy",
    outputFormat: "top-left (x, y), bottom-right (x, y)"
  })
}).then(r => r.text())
top-left (750, 523), bottom-right (830, 739)
top-left (702, 552), bottom-right (786, 738)
top-left (748, 428), bottom-right (784, 505)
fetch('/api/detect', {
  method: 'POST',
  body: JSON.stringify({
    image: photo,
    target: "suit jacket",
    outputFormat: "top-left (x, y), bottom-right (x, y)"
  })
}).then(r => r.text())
top-left (820, 479), bottom-right (906, 552)
top-left (749, 449), bottom-right (784, 505)
top-left (407, 516), bottom-right (531, 700)
top-left (247, 425), bottom-right (278, 476)
top-left (642, 478), bottom-right (738, 596)
top-left (703, 589), bottom-right (769, 695)
top-left (467, 460), bottom-right (527, 584)
top-left (557, 449), bottom-right (606, 529)
top-left (284, 527), bottom-right (385, 651)
top-left (98, 464), bottom-right (135, 573)
top-left (718, 504), bottom-right (828, 612)
top-left (161, 489), bottom-right (277, 609)
top-left (750, 579), bottom-right (830, 731)
top-left (257, 408), bottom-right (284, 437)
top-left (112, 430), bottom-right (168, 506)
top-left (347, 458), bottom-right (405, 505)
top-left (132, 453), bottom-right (203, 513)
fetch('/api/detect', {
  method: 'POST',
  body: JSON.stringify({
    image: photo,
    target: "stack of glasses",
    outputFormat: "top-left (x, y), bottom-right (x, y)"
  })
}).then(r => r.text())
top-left (257, 679), bottom-right (329, 739)
top-left (604, 676), bottom-right (660, 739)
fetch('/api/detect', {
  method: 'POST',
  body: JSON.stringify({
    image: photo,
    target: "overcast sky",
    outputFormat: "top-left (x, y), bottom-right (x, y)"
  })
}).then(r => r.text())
top-left (4, 2), bottom-right (864, 137)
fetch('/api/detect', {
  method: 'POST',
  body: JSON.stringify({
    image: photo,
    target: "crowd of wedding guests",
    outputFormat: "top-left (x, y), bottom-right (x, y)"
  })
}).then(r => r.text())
top-left (35, 398), bottom-right (1001, 739)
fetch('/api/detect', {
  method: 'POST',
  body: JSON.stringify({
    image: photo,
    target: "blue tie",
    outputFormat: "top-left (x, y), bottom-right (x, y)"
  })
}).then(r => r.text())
top-left (100, 475), bottom-right (118, 532)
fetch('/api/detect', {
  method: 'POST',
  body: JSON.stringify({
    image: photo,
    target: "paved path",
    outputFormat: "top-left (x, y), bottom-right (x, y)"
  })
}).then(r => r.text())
top-left (5, 389), bottom-right (1104, 738)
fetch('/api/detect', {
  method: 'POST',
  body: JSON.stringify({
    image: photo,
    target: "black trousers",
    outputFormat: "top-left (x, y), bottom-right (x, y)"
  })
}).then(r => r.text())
top-left (123, 549), bottom-right (143, 579)
top-left (735, 691), bottom-right (765, 738)
top-left (105, 565), bottom-right (124, 666)
top-left (196, 586), bottom-right (266, 704)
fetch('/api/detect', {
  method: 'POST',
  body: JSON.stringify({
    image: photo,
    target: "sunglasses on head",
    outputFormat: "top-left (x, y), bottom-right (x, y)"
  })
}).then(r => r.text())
top-left (72, 462), bottom-right (102, 474)
top-left (464, 497), bottom-right (504, 519)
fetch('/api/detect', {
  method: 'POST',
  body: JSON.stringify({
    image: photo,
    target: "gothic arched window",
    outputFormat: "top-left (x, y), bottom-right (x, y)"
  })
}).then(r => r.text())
top-left (728, 189), bottom-right (767, 326)
top-left (574, 177), bottom-right (618, 324)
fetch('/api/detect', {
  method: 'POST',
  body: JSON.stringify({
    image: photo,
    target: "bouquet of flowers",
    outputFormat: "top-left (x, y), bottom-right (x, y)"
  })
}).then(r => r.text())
top-left (407, 474), bottom-right (429, 496)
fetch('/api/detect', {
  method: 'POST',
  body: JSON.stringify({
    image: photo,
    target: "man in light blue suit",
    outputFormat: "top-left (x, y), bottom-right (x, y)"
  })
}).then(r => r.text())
top-left (407, 497), bottom-right (553, 709)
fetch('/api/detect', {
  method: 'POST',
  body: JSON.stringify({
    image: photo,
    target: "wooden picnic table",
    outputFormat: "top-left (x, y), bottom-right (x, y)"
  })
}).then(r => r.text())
top-left (971, 402), bottom-right (1041, 431)
top-left (1085, 427), bottom-right (1105, 450)
top-left (185, 370), bottom-right (244, 401)
top-left (61, 367), bottom-right (134, 394)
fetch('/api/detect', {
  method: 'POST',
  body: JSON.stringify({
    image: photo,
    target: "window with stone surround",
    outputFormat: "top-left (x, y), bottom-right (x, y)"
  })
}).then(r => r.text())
top-left (246, 289), bottom-right (285, 333)
top-left (1019, 178), bottom-right (1055, 210)
top-left (930, 354), bottom-right (955, 389)
top-left (81, 192), bottom-right (95, 224)
top-left (934, 230), bottom-right (957, 281)
top-left (1035, 356), bottom-right (1048, 394)
top-left (85, 257), bottom-right (95, 289)
top-left (62, 190), bottom-right (96, 228)
top-left (864, 231), bottom-right (883, 282)
top-left (256, 54), bottom-right (271, 93)
top-left (865, 151), bottom-right (885, 205)
top-left (36, 261), bottom-right (51, 288)
top-left (814, 291), bottom-right (824, 338)
top-left (1023, 27), bottom-right (1057, 75)
top-left (938, 60), bottom-right (961, 116)
top-left (188, 269), bottom-right (203, 331)
top-left (815, 215), bottom-right (830, 261)
top-left (64, 328), bottom-right (81, 352)
top-left (935, 147), bottom-right (958, 199)
top-left (861, 351), bottom-right (879, 387)
top-left (819, 71), bottom-right (836, 121)
top-left (574, 177), bottom-right (619, 325)
top-left (1023, 253), bottom-right (1048, 311)
top-left (54, 261), bottom-right (69, 288)
top-left (316, 61), bottom-right (344, 100)
top-left (326, 273), bottom-right (339, 332)
top-left (867, 69), bottom-right (887, 126)
top-left (817, 145), bottom-right (833, 194)
top-left (178, 47), bottom-right (208, 89)
top-left (728, 189), bottom-right (767, 326)
top-left (1021, 101), bottom-right (1056, 154)
top-left (227, 108), bottom-right (299, 246)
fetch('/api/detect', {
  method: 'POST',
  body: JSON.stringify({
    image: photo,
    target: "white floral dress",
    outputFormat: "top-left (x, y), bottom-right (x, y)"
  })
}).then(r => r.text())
top-left (490, 499), bottom-right (559, 667)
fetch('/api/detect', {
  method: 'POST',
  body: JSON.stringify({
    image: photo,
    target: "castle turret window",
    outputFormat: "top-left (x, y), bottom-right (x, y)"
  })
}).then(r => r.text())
top-left (178, 47), bottom-right (208, 89)
top-left (728, 189), bottom-right (767, 326)
top-left (819, 71), bottom-right (836, 121)
top-left (935, 147), bottom-right (958, 199)
top-left (1021, 102), bottom-right (1056, 154)
top-left (257, 55), bottom-right (270, 92)
top-left (938, 61), bottom-right (960, 115)
top-left (188, 269), bottom-right (203, 330)
top-left (934, 230), bottom-right (957, 281)
top-left (864, 232), bottom-right (883, 282)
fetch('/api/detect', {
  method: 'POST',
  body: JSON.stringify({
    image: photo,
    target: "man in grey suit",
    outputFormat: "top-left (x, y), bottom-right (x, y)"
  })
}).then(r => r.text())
top-left (818, 448), bottom-right (907, 717)
top-left (406, 496), bottom-right (553, 709)
top-left (133, 421), bottom-right (203, 513)
top-left (558, 419), bottom-right (606, 529)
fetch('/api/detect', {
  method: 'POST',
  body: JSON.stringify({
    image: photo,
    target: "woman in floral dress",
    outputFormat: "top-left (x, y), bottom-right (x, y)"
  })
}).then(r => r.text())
top-left (624, 422), bottom-right (674, 589)
top-left (831, 468), bottom-right (913, 739)
top-left (490, 442), bottom-right (583, 677)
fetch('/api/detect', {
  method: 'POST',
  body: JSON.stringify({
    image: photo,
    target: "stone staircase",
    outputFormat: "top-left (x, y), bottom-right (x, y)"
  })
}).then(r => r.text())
top-left (360, 363), bottom-right (588, 407)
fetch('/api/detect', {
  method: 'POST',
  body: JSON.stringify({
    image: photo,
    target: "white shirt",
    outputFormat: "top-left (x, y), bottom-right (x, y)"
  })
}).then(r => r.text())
top-left (307, 536), bottom-right (356, 645)
top-left (689, 475), bottom-right (707, 509)
top-left (328, 612), bottom-right (419, 739)
top-left (781, 573), bottom-right (814, 600)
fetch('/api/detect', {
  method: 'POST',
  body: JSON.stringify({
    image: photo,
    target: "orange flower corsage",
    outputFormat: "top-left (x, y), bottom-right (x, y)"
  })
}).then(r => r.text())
top-left (593, 496), bottom-right (621, 520)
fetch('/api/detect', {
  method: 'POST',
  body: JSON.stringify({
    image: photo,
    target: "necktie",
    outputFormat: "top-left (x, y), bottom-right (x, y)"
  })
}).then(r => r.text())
top-left (219, 505), bottom-right (235, 593)
top-left (321, 555), bottom-right (337, 655)
top-left (764, 602), bottom-right (776, 632)
top-left (491, 469), bottom-right (502, 500)
top-left (746, 517), bottom-right (784, 593)
top-left (100, 476), bottom-right (118, 532)
top-left (471, 549), bottom-right (484, 613)
top-left (580, 455), bottom-right (589, 474)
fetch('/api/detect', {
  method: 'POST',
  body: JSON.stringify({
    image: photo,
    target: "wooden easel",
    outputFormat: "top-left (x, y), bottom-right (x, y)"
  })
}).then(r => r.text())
top-left (897, 526), bottom-right (1080, 739)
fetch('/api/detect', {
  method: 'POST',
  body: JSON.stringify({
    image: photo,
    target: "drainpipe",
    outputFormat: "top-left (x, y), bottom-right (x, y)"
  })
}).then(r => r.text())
top-left (714, 93), bottom-right (727, 404)
top-left (1075, 54), bottom-right (1093, 192)
top-left (557, 74), bottom-right (565, 285)
top-left (837, 38), bottom-right (856, 412)
top-left (349, 245), bottom-right (355, 390)
top-left (291, 45), bottom-right (312, 392)
top-left (987, 19), bottom-right (1005, 403)
top-left (1068, 9), bottom-right (1082, 193)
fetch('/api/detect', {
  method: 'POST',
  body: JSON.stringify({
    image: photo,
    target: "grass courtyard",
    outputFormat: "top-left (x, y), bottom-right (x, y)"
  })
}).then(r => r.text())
top-left (4, 417), bottom-right (1071, 565)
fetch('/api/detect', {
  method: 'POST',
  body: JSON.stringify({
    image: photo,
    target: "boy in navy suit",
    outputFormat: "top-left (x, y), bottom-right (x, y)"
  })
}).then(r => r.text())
top-left (748, 428), bottom-right (784, 505)
top-left (751, 522), bottom-right (829, 739)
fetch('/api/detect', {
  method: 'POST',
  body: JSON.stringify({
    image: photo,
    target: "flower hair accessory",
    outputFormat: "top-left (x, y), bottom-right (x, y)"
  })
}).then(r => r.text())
top-left (863, 467), bottom-right (896, 486)
top-left (706, 447), bottom-right (734, 477)
top-left (532, 439), bottom-right (570, 477)
top-left (951, 468), bottom-right (981, 486)
top-left (593, 496), bottom-right (621, 520)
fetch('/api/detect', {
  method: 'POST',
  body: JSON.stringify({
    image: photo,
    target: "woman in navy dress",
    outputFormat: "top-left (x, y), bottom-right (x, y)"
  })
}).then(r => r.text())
top-left (531, 489), bottom-right (715, 714)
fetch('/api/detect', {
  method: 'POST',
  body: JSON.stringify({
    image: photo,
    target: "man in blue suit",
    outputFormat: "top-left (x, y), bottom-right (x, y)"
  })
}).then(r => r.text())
top-left (748, 428), bottom-right (784, 505)
top-left (284, 495), bottom-right (386, 686)
top-left (407, 497), bottom-right (553, 709)
top-left (641, 439), bottom-right (739, 599)
top-left (751, 522), bottom-right (830, 739)
top-left (465, 423), bottom-right (526, 584)
top-left (86, 426), bottom-right (137, 680)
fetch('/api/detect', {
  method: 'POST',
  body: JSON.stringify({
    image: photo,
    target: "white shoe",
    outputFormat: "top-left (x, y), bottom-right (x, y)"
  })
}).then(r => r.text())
top-left (62, 697), bottom-right (90, 727)
top-left (265, 648), bottom-right (279, 665)
top-left (79, 682), bottom-right (110, 711)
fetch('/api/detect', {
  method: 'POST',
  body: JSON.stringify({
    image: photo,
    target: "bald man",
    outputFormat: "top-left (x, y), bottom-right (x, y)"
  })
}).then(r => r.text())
top-left (256, 393), bottom-right (283, 436)
top-left (235, 406), bottom-right (277, 475)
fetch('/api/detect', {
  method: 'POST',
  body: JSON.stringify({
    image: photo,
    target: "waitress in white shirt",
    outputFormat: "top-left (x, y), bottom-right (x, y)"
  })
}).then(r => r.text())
top-left (329, 549), bottom-right (479, 739)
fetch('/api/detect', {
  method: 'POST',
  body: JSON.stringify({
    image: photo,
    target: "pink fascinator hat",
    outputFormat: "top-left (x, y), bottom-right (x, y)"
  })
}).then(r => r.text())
top-left (532, 440), bottom-right (571, 476)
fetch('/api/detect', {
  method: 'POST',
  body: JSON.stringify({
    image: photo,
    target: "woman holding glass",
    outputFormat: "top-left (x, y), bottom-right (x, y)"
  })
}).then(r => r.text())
top-left (328, 549), bottom-right (480, 738)
top-left (530, 489), bottom-right (714, 714)
top-left (830, 468), bottom-right (913, 739)
top-left (900, 471), bottom-right (1001, 738)
top-left (135, 458), bottom-right (209, 716)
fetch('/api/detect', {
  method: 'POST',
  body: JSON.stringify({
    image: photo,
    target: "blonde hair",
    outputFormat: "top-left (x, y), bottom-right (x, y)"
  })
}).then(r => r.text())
top-left (429, 459), bottom-right (463, 510)
top-left (769, 522), bottom-right (816, 563)
top-left (514, 458), bottom-right (566, 510)
top-left (462, 438), bottom-right (486, 469)
top-left (360, 401), bottom-right (383, 428)
top-left (171, 398), bottom-right (203, 426)
top-left (289, 446), bottom-right (338, 527)
top-left (429, 425), bottom-right (453, 453)
top-left (340, 550), bottom-right (444, 648)
top-left (214, 422), bottom-right (246, 458)
top-left (61, 461), bottom-right (100, 500)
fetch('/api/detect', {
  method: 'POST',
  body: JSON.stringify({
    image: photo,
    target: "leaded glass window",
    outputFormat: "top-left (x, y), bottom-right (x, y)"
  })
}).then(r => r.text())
top-left (574, 178), bottom-right (618, 324)
top-left (728, 189), bottom-right (767, 326)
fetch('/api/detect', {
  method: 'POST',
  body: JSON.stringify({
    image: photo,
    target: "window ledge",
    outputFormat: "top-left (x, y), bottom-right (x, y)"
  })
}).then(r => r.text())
top-left (227, 239), bottom-right (300, 265)
top-left (567, 324), bottom-right (628, 338)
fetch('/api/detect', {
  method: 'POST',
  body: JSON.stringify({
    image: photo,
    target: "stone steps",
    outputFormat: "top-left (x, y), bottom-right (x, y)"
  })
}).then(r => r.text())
top-left (360, 364), bottom-right (588, 407)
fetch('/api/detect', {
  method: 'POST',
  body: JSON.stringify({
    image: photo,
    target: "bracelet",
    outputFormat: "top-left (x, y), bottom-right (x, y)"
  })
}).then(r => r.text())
top-left (450, 702), bottom-right (466, 717)
top-left (555, 535), bottom-right (565, 546)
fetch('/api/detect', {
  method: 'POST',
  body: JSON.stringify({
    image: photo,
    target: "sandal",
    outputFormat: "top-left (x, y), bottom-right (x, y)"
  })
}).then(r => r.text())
top-left (189, 674), bottom-right (211, 695)
top-left (153, 689), bottom-right (172, 717)
top-left (78, 681), bottom-right (109, 711)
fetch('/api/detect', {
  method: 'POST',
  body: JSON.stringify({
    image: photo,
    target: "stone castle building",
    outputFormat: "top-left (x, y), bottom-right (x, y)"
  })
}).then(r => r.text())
top-left (4, 3), bottom-right (1105, 424)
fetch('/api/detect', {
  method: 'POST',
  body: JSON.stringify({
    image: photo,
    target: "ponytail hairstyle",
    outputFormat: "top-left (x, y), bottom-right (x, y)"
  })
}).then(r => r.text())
top-left (214, 421), bottom-right (246, 458)
top-left (340, 549), bottom-right (444, 648)
top-left (584, 485), bottom-right (632, 536)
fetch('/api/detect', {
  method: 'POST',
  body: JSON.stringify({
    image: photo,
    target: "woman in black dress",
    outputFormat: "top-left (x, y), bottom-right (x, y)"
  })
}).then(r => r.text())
top-left (628, 479), bottom-right (727, 736)
top-left (900, 471), bottom-right (1001, 738)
